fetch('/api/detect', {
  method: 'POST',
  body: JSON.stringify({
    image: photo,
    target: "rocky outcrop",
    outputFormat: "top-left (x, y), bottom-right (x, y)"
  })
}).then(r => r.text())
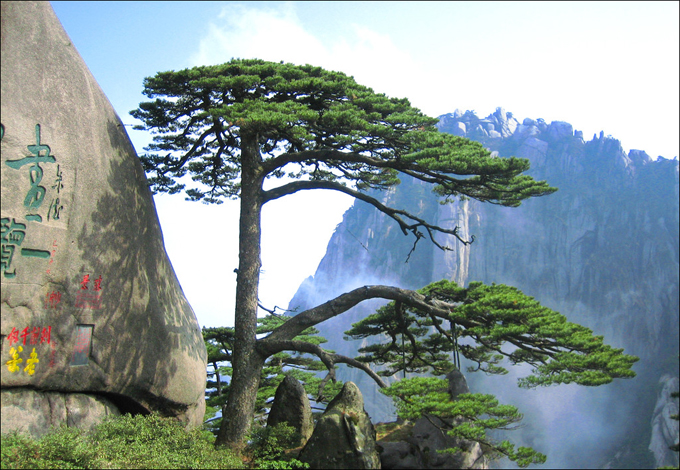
top-left (378, 371), bottom-right (486, 470)
top-left (1, 1), bottom-right (207, 436)
top-left (379, 441), bottom-right (420, 469)
top-left (289, 107), bottom-right (678, 467)
top-left (299, 381), bottom-right (380, 469)
top-left (446, 370), bottom-right (470, 399)
top-left (649, 375), bottom-right (679, 469)
top-left (405, 415), bottom-right (486, 469)
top-left (267, 375), bottom-right (314, 446)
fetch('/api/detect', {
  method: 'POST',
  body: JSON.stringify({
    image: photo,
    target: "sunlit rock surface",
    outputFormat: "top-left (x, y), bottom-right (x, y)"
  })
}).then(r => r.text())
top-left (299, 381), bottom-right (381, 469)
top-left (267, 375), bottom-right (314, 447)
top-left (1, 1), bottom-right (206, 436)
top-left (289, 107), bottom-right (678, 468)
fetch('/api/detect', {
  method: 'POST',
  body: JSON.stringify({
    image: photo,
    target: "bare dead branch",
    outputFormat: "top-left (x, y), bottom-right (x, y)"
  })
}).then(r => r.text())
top-left (262, 180), bottom-right (474, 249)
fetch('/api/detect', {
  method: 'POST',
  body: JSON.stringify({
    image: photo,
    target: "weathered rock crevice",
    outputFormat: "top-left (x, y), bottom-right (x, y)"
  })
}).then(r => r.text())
top-left (298, 381), bottom-right (381, 469)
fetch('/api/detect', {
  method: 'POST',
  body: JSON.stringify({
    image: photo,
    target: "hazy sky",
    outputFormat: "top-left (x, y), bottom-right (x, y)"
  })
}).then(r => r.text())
top-left (50, 1), bottom-right (679, 328)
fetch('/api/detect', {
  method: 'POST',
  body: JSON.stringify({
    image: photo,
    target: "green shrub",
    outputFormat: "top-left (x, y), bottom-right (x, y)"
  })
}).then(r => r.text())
top-left (34, 427), bottom-right (98, 469)
top-left (1, 426), bottom-right (99, 469)
top-left (248, 423), bottom-right (309, 469)
top-left (0, 413), bottom-right (243, 469)
top-left (255, 460), bottom-right (310, 470)
top-left (1, 431), bottom-right (49, 469)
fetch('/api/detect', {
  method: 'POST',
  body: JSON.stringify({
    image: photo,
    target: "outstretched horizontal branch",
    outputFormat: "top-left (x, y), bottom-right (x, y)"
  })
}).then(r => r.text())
top-left (264, 147), bottom-right (529, 184)
top-left (262, 285), bottom-right (466, 344)
top-left (262, 280), bottom-right (638, 389)
top-left (262, 180), bottom-right (474, 248)
top-left (264, 144), bottom-right (555, 205)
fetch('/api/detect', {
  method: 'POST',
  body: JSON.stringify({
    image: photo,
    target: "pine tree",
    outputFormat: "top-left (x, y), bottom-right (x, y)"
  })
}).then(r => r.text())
top-left (345, 280), bottom-right (638, 387)
top-left (131, 59), bottom-right (628, 451)
top-left (344, 280), bottom-right (639, 466)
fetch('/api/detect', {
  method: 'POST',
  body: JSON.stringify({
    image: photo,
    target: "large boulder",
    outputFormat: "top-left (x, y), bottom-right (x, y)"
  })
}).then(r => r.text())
top-left (1, 1), bottom-right (207, 436)
top-left (1, 389), bottom-right (121, 438)
top-left (267, 375), bottom-right (314, 446)
top-left (299, 381), bottom-right (381, 469)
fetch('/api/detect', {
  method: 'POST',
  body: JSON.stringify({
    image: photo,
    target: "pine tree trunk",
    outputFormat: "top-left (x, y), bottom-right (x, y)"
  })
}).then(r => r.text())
top-left (215, 132), bottom-right (267, 450)
top-left (213, 361), bottom-right (222, 396)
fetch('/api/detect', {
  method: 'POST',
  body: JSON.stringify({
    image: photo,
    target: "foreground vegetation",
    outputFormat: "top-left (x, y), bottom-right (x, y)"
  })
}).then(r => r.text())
top-left (0, 414), bottom-right (245, 469)
top-left (0, 413), bottom-right (316, 470)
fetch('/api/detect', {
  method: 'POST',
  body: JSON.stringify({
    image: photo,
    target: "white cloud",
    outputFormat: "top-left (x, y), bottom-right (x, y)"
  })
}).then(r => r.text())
top-left (324, 25), bottom-right (432, 109)
top-left (191, 4), bottom-right (430, 111)
top-left (191, 3), bottom-right (326, 67)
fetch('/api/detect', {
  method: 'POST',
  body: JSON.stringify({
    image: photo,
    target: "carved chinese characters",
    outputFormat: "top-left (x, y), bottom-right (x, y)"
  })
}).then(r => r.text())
top-left (76, 274), bottom-right (103, 310)
top-left (2, 122), bottom-right (82, 373)
top-left (5, 125), bottom-right (60, 223)
top-left (1, 217), bottom-right (51, 278)
top-left (1, 124), bottom-right (63, 280)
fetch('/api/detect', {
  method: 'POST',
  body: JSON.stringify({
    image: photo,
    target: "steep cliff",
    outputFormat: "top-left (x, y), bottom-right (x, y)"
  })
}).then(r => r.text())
top-left (288, 108), bottom-right (679, 468)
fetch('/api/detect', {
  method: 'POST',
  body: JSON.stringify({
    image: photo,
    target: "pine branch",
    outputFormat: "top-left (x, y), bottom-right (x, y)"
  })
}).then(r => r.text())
top-left (262, 180), bottom-right (474, 248)
top-left (256, 339), bottom-right (389, 391)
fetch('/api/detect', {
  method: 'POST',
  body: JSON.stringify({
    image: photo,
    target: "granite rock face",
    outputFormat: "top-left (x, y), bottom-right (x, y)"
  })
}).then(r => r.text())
top-left (299, 382), bottom-right (380, 469)
top-left (1, 389), bottom-right (121, 438)
top-left (649, 375), bottom-right (680, 469)
top-left (1, 1), bottom-right (207, 436)
top-left (378, 441), bottom-right (419, 469)
top-left (406, 415), bottom-right (486, 469)
top-left (267, 375), bottom-right (314, 446)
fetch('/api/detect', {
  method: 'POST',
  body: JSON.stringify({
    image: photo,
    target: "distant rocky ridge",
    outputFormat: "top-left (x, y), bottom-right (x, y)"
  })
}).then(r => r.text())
top-left (288, 107), bottom-right (679, 468)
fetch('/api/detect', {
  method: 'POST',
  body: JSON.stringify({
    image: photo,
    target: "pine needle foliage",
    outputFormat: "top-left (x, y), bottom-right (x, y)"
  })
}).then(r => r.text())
top-left (345, 280), bottom-right (639, 387)
top-left (131, 58), bottom-right (555, 209)
top-left (203, 315), bottom-right (342, 425)
top-left (343, 280), bottom-right (637, 466)
top-left (382, 377), bottom-right (547, 467)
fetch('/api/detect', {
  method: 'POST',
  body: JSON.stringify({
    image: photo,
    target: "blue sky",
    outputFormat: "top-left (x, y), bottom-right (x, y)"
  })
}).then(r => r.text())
top-left (50, 1), bottom-right (679, 327)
